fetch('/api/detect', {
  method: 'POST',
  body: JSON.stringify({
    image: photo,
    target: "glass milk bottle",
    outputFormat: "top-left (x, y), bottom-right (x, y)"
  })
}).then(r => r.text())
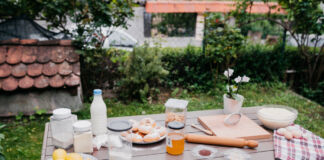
top-left (90, 89), bottom-right (108, 136)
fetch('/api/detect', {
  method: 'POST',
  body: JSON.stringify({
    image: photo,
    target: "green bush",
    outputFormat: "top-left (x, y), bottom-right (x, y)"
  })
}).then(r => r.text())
top-left (79, 44), bottom-right (322, 105)
top-left (161, 46), bottom-right (214, 91)
top-left (234, 44), bottom-right (289, 82)
top-left (117, 44), bottom-right (169, 102)
top-left (79, 48), bottom-right (126, 101)
top-left (298, 81), bottom-right (324, 106)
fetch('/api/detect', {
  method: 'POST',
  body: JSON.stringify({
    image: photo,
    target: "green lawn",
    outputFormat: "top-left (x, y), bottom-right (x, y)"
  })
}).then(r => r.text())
top-left (1, 83), bottom-right (323, 160)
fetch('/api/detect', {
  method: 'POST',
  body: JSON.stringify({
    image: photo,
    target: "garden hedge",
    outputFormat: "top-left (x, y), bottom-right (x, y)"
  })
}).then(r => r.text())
top-left (80, 44), bottom-right (323, 105)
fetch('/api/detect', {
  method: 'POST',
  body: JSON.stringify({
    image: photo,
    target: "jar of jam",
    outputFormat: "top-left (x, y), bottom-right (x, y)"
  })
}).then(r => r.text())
top-left (166, 121), bottom-right (185, 155)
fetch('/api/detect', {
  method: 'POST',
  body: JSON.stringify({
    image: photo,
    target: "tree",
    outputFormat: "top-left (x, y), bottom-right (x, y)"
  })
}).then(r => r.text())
top-left (0, 0), bottom-right (134, 49)
top-left (204, 13), bottom-right (245, 84)
top-left (233, 0), bottom-right (323, 88)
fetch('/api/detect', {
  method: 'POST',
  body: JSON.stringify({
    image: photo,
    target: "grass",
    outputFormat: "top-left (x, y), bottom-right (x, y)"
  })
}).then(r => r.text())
top-left (0, 82), bottom-right (323, 160)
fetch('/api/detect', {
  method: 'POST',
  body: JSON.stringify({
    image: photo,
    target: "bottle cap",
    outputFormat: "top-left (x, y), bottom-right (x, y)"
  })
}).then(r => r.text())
top-left (73, 120), bottom-right (92, 132)
top-left (93, 89), bottom-right (102, 95)
top-left (107, 120), bottom-right (132, 132)
top-left (53, 108), bottom-right (71, 120)
top-left (167, 121), bottom-right (185, 130)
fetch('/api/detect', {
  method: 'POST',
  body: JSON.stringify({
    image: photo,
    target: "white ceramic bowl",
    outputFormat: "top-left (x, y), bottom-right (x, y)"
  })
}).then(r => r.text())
top-left (257, 105), bottom-right (298, 130)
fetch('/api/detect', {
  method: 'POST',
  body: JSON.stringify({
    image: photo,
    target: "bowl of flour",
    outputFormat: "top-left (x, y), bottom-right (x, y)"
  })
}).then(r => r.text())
top-left (257, 105), bottom-right (298, 129)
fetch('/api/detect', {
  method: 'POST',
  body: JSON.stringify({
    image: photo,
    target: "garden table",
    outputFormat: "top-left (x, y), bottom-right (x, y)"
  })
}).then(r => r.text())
top-left (41, 106), bottom-right (275, 160)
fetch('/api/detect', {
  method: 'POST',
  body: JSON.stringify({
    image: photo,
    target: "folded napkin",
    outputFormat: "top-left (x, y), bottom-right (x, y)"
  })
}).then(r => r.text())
top-left (274, 125), bottom-right (324, 160)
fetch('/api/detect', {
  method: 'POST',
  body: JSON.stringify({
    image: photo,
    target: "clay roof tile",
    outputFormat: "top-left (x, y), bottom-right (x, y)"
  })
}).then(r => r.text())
top-left (34, 75), bottom-right (49, 88)
top-left (0, 39), bottom-right (80, 91)
top-left (12, 63), bottom-right (27, 77)
top-left (37, 47), bottom-right (51, 63)
top-left (59, 40), bottom-right (72, 46)
top-left (27, 63), bottom-right (43, 77)
top-left (21, 46), bottom-right (37, 63)
top-left (65, 73), bottom-right (80, 87)
top-left (42, 62), bottom-right (58, 76)
top-left (19, 76), bottom-right (34, 89)
top-left (51, 47), bottom-right (66, 63)
top-left (2, 76), bottom-right (18, 91)
top-left (0, 38), bottom-right (20, 45)
top-left (0, 46), bottom-right (6, 64)
top-left (37, 40), bottom-right (60, 46)
top-left (7, 46), bottom-right (22, 64)
top-left (20, 39), bottom-right (38, 45)
top-left (0, 63), bottom-right (12, 78)
top-left (49, 75), bottom-right (64, 88)
top-left (58, 61), bottom-right (72, 76)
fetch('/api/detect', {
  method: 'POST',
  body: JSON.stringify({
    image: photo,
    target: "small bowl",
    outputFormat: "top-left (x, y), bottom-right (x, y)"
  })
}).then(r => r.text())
top-left (257, 105), bottom-right (298, 130)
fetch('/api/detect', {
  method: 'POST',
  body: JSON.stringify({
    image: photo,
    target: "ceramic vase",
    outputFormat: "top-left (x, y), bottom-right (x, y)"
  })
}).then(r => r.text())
top-left (223, 94), bottom-right (244, 114)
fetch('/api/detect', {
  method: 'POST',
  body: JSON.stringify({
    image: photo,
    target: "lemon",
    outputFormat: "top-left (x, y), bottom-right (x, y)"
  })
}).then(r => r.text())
top-left (65, 153), bottom-right (83, 160)
top-left (52, 148), bottom-right (67, 160)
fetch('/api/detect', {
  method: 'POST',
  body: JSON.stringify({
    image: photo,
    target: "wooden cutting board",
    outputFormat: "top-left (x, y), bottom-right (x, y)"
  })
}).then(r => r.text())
top-left (198, 114), bottom-right (271, 140)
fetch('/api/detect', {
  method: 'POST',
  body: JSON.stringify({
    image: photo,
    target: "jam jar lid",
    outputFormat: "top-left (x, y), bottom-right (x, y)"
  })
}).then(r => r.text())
top-left (107, 120), bottom-right (132, 132)
top-left (167, 121), bottom-right (185, 130)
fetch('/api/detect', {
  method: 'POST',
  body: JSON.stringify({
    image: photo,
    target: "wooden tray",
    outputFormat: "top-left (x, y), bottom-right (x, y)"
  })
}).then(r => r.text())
top-left (198, 114), bottom-right (271, 140)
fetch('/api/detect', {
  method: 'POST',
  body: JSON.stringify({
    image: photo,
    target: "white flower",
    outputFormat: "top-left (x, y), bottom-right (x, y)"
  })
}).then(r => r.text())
top-left (224, 68), bottom-right (234, 78)
top-left (234, 76), bottom-right (242, 83)
top-left (242, 75), bottom-right (250, 82)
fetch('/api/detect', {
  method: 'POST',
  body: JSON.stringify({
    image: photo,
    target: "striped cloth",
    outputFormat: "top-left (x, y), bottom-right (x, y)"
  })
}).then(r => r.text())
top-left (274, 125), bottom-right (324, 160)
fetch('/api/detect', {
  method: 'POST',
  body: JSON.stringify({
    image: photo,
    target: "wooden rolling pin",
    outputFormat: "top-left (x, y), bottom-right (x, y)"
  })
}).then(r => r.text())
top-left (185, 134), bottom-right (258, 148)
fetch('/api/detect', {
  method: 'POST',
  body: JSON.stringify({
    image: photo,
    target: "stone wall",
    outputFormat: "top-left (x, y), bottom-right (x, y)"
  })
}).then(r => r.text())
top-left (0, 87), bottom-right (82, 116)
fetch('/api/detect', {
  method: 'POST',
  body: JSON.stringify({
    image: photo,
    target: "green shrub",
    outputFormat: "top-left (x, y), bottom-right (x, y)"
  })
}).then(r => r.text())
top-left (234, 44), bottom-right (289, 82)
top-left (117, 44), bottom-right (168, 102)
top-left (298, 81), bottom-right (324, 106)
top-left (161, 46), bottom-right (214, 91)
top-left (79, 48), bottom-right (126, 101)
top-left (79, 43), bottom-right (322, 104)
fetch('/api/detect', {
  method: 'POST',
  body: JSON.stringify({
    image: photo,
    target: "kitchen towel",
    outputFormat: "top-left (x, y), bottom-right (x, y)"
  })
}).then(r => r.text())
top-left (274, 125), bottom-right (324, 160)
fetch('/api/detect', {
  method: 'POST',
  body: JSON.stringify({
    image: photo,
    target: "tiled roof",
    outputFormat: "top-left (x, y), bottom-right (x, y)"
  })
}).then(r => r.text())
top-left (0, 38), bottom-right (80, 91)
top-left (146, 1), bottom-right (286, 14)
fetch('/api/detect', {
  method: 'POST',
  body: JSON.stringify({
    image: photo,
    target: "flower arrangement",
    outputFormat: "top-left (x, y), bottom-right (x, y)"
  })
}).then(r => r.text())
top-left (224, 68), bottom-right (250, 99)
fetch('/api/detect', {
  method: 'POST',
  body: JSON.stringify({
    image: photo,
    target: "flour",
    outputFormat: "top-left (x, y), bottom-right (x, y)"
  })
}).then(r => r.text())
top-left (259, 108), bottom-right (295, 120)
